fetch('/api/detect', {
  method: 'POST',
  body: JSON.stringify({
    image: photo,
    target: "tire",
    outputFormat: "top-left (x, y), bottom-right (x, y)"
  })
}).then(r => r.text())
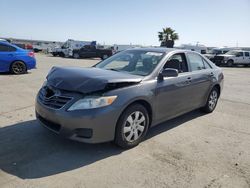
top-left (59, 52), bottom-right (65, 57)
top-left (114, 104), bottom-right (150, 149)
top-left (52, 52), bottom-right (57, 56)
top-left (101, 54), bottom-right (108, 60)
top-left (227, 60), bottom-right (234, 67)
top-left (73, 53), bottom-right (80, 59)
top-left (10, 61), bottom-right (27, 74)
top-left (201, 87), bottom-right (219, 113)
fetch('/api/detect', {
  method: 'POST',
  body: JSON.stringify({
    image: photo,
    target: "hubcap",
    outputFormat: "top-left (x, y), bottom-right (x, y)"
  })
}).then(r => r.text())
top-left (123, 111), bottom-right (146, 142)
top-left (208, 90), bottom-right (218, 110)
top-left (12, 62), bottom-right (25, 74)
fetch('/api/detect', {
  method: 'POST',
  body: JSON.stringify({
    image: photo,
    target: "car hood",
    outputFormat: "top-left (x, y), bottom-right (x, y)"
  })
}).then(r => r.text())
top-left (217, 54), bottom-right (234, 57)
top-left (46, 66), bottom-right (143, 94)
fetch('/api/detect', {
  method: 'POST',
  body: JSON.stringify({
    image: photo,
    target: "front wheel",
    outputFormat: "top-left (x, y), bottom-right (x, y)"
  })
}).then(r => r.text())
top-left (114, 104), bottom-right (150, 149)
top-left (201, 87), bottom-right (219, 113)
top-left (227, 60), bottom-right (234, 67)
top-left (10, 61), bottom-right (27, 74)
top-left (73, 53), bottom-right (80, 59)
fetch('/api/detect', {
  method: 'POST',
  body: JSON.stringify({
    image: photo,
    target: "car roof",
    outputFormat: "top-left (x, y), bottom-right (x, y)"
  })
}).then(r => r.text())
top-left (126, 47), bottom-right (189, 54)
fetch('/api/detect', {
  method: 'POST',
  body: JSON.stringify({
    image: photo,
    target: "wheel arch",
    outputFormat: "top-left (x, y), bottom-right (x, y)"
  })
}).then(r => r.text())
top-left (213, 84), bottom-right (221, 98)
top-left (9, 60), bottom-right (27, 72)
top-left (117, 99), bottom-right (153, 128)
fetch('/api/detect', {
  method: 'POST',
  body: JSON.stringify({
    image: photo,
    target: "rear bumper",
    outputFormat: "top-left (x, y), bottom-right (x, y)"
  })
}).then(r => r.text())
top-left (35, 96), bottom-right (120, 143)
top-left (27, 59), bottom-right (36, 70)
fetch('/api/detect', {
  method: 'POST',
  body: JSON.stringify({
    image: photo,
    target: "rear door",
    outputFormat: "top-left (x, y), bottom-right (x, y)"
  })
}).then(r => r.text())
top-left (185, 52), bottom-right (214, 108)
top-left (0, 43), bottom-right (16, 72)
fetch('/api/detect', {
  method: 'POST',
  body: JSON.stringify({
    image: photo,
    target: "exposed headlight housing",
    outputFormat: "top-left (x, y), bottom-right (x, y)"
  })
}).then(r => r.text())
top-left (68, 96), bottom-right (117, 111)
top-left (42, 81), bottom-right (47, 87)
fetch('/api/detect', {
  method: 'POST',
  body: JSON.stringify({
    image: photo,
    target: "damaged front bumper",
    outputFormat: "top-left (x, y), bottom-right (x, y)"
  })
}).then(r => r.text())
top-left (35, 90), bottom-right (121, 143)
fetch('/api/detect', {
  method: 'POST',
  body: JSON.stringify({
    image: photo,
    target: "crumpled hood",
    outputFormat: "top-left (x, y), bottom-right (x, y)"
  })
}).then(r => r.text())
top-left (46, 66), bottom-right (142, 94)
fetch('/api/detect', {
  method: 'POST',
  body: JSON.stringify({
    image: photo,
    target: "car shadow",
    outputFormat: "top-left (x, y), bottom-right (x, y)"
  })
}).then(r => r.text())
top-left (0, 110), bottom-right (204, 179)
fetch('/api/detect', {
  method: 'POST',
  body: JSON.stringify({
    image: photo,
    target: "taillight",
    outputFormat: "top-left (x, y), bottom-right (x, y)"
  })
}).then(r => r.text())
top-left (28, 51), bottom-right (35, 57)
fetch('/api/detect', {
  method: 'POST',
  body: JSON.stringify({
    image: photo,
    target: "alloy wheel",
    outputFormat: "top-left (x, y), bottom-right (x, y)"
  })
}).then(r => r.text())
top-left (12, 62), bottom-right (26, 74)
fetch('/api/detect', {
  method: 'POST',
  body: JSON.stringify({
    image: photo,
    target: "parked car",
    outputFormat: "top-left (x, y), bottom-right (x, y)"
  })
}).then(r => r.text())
top-left (13, 43), bottom-right (33, 50)
top-left (204, 47), bottom-right (232, 62)
top-left (36, 48), bottom-right (223, 148)
top-left (0, 41), bottom-right (36, 74)
top-left (214, 50), bottom-right (250, 66)
top-left (72, 45), bottom-right (113, 59)
top-left (51, 39), bottom-right (96, 57)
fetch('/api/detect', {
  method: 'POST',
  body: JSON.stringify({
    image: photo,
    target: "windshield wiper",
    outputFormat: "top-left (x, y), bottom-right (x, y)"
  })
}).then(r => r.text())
top-left (107, 68), bottom-right (120, 72)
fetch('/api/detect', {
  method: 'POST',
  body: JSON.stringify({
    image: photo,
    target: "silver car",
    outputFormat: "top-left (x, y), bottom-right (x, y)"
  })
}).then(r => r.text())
top-left (35, 48), bottom-right (224, 148)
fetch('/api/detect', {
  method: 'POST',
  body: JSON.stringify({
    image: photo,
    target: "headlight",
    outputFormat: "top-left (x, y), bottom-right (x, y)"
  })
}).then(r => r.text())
top-left (68, 96), bottom-right (117, 111)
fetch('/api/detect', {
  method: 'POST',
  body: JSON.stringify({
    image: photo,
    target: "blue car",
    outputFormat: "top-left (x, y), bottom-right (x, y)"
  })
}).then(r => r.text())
top-left (0, 41), bottom-right (36, 74)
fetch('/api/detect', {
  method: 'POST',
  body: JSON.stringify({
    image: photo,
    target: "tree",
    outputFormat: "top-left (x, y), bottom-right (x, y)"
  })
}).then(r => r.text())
top-left (158, 27), bottom-right (179, 48)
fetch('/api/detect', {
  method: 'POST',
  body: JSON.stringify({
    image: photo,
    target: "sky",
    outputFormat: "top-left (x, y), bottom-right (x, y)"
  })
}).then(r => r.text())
top-left (0, 0), bottom-right (250, 47)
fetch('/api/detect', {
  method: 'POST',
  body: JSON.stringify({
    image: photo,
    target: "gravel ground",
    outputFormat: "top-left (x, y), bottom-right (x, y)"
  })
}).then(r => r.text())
top-left (0, 54), bottom-right (250, 188)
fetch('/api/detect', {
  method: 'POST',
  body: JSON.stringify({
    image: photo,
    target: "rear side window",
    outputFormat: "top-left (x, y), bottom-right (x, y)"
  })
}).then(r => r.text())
top-left (0, 44), bottom-right (16, 52)
top-left (245, 52), bottom-right (249, 57)
top-left (186, 53), bottom-right (205, 71)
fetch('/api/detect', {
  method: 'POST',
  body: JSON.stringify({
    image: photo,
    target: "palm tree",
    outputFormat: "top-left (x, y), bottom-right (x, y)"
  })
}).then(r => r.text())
top-left (158, 27), bottom-right (179, 48)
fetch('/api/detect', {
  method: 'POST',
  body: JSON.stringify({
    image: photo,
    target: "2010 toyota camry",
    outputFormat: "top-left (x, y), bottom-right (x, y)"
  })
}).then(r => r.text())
top-left (35, 48), bottom-right (224, 148)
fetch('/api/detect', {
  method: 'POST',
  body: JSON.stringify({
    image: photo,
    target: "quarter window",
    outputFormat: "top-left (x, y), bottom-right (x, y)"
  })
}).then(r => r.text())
top-left (186, 53), bottom-right (205, 71)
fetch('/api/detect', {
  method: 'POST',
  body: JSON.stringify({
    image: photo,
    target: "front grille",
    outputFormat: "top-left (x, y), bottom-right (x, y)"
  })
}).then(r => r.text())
top-left (214, 56), bottom-right (224, 64)
top-left (37, 114), bottom-right (61, 132)
top-left (39, 87), bottom-right (72, 109)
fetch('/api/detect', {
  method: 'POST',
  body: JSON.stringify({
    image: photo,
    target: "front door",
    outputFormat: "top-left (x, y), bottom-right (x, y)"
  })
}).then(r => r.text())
top-left (234, 52), bottom-right (244, 64)
top-left (155, 53), bottom-right (194, 122)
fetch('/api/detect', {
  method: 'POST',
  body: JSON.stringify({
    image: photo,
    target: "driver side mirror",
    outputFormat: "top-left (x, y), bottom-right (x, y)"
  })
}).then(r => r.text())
top-left (159, 68), bottom-right (178, 79)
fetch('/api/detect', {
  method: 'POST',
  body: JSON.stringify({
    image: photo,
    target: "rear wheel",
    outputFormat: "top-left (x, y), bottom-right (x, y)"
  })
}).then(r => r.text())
top-left (10, 61), bottom-right (27, 74)
top-left (114, 104), bottom-right (149, 148)
top-left (201, 87), bottom-right (219, 113)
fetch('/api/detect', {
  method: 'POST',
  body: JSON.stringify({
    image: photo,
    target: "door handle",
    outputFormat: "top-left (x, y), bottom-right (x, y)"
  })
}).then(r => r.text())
top-left (186, 77), bottom-right (192, 84)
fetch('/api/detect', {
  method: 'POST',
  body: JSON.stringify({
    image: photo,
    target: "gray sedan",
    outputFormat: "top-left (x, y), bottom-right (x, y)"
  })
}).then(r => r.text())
top-left (35, 48), bottom-right (224, 148)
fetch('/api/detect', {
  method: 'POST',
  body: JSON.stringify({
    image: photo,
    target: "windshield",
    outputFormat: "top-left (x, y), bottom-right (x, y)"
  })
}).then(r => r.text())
top-left (226, 51), bottom-right (240, 55)
top-left (95, 50), bottom-right (164, 76)
top-left (207, 49), bottom-right (222, 54)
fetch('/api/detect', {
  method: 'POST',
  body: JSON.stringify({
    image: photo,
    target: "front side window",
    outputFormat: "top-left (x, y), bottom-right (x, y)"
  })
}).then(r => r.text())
top-left (244, 52), bottom-right (249, 57)
top-left (186, 53), bottom-right (206, 71)
top-left (238, 52), bottom-right (243, 57)
top-left (95, 50), bottom-right (164, 76)
top-left (164, 53), bottom-right (188, 73)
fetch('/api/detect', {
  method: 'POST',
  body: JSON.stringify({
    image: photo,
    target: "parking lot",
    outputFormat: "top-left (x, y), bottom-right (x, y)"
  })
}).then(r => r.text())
top-left (0, 54), bottom-right (250, 188)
